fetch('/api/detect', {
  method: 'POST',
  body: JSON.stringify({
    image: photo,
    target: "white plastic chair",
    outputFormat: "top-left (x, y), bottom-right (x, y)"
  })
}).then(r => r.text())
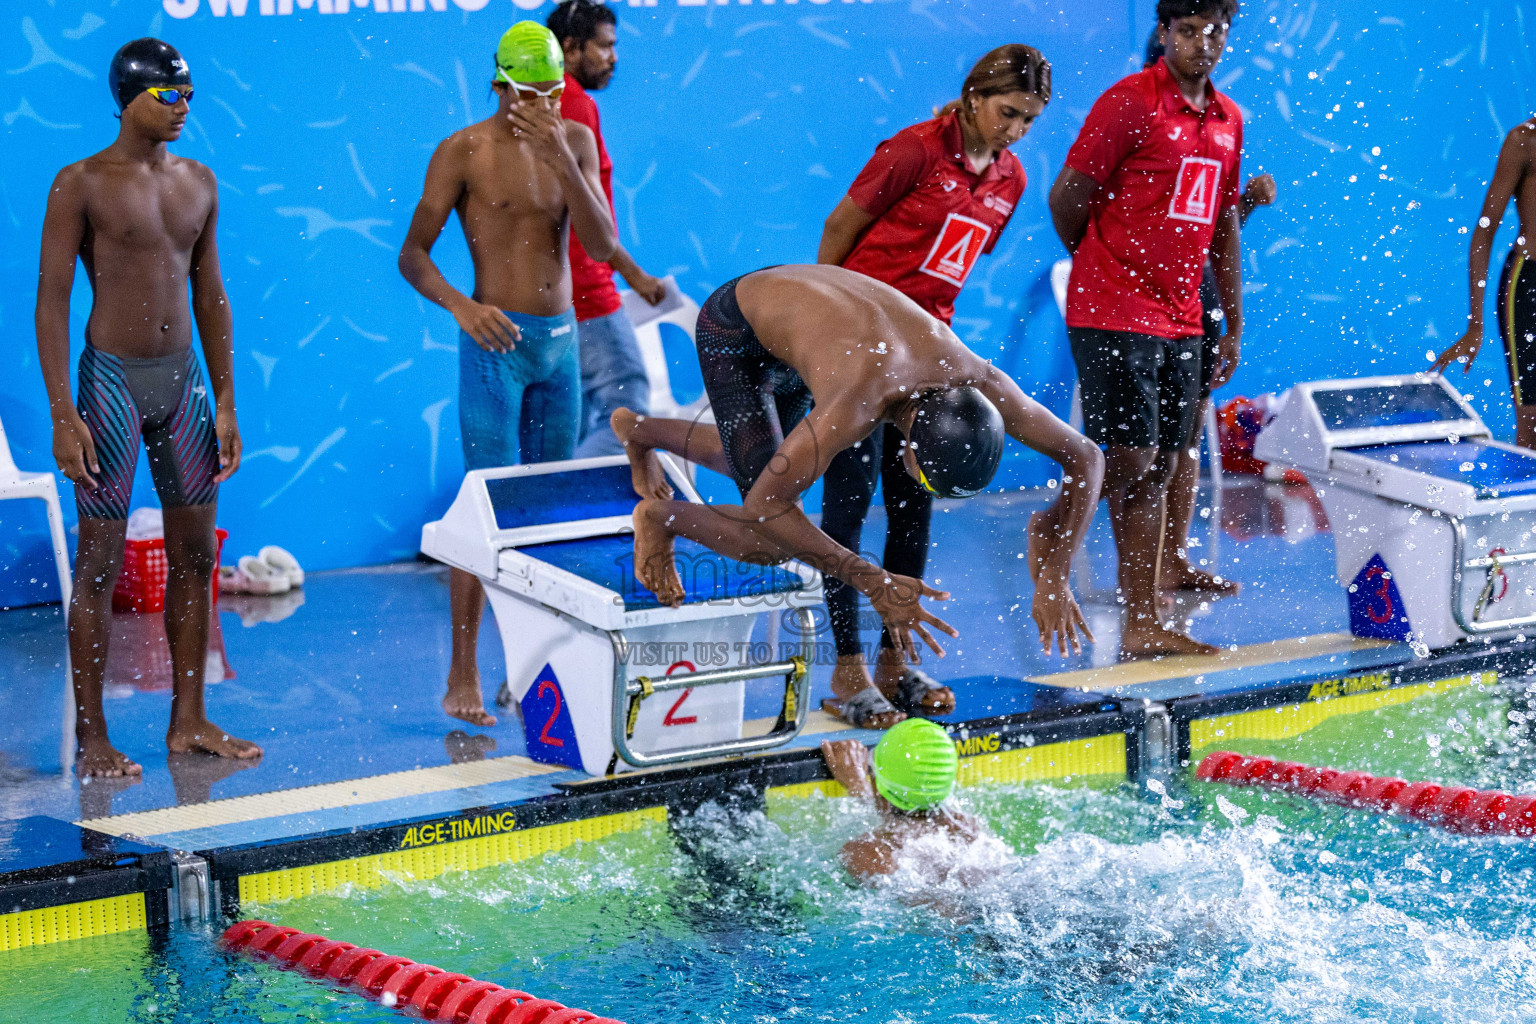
top-left (0, 412), bottom-right (72, 608)
top-left (626, 289), bottom-right (712, 425)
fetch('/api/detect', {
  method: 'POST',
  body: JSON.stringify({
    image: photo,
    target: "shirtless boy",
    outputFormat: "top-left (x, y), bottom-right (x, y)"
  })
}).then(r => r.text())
top-left (36, 39), bottom-right (258, 777)
top-left (1432, 117), bottom-right (1536, 448)
top-left (399, 22), bottom-right (616, 726)
top-left (614, 264), bottom-right (1104, 669)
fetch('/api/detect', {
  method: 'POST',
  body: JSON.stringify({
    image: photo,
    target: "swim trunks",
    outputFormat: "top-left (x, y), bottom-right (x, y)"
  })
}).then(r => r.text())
top-left (459, 308), bottom-right (580, 470)
top-left (695, 271), bottom-right (813, 497)
top-left (74, 344), bottom-right (219, 520)
top-left (1499, 247), bottom-right (1536, 406)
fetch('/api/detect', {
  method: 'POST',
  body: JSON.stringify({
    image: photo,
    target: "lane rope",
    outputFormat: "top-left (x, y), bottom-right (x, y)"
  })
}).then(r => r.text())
top-left (1195, 750), bottom-right (1536, 835)
top-left (222, 920), bottom-right (625, 1024)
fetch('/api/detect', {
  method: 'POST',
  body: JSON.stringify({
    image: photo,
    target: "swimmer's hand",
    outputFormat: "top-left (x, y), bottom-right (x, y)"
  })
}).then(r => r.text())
top-left (623, 267), bottom-right (667, 306)
top-left (866, 572), bottom-right (957, 661)
top-left (451, 299), bottom-right (520, 353)
top-left (53, 410), bottom-right (99, 491)
top-left (1431, 328), bottom-right (1482, 375)
top-left (214, 404), bottom-right (242, 483)
top-left (819, 739), bottom-right (875, 801)
top-left (1032, 570), bottom-right (1094, 657)
top-left (507, 98), bottom-right (575, 170)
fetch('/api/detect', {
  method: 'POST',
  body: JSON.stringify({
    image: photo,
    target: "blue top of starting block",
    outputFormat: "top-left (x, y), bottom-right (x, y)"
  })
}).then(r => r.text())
top-left (1353, 439), bottom-right (1536, 500)
top-left (518, 533), bottom-right (808, 610)
top-left (485, 464), bottom-right (639, 531)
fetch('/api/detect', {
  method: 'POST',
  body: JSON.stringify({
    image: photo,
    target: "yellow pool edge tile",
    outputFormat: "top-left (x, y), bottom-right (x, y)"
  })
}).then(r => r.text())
top-left (1189, 670), bottom-right (1488, 753)
top-left (238, 806), bottom-right (666, 906)
top-left (0, 893), bottom-right (147, 952)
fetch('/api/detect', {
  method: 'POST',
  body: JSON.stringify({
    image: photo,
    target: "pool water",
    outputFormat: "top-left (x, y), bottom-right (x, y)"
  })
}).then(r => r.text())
top-left (5, 688), bottom-right (1536, 1024)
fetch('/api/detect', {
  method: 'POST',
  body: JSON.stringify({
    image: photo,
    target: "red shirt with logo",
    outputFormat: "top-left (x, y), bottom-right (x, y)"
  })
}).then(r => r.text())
top-left (842, 112), bottom-right (1024, 325)
top-left (1064, 60), bottom-right (1243, 338)
top-left (559, 74), bottom-right (622, 322)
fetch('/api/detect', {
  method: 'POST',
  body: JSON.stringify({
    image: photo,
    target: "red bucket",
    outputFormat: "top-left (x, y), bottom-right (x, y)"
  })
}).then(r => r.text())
top-left (112, 527), bottom-right (227, 613)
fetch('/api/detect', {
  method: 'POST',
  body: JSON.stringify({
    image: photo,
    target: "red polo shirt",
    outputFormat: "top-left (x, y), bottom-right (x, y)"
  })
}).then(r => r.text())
top-left (559, 73), bottom-right (622, 322)
top-left (1064, 60), bottom-right (1243, 338)
top-left (842, 112), bottom-right (1024, 325)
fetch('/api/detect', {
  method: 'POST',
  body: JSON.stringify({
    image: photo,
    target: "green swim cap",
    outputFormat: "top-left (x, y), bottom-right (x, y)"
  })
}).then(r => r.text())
top-left (495, 22), bottom-right (564, 85)
top-left (870, 719), bottom-right (958, 813)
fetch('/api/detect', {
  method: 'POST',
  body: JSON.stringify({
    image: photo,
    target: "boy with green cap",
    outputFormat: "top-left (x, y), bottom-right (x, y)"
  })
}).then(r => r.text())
top-left (821, 721), bottom-right (993, 881)
top-left (400, 21), bottom-right (617, 728)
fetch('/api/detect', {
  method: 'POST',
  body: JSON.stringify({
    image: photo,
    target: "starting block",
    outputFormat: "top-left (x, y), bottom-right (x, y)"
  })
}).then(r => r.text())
top-left (1256, 374), bottom-right (1536, 648)
top-left (421, 456), bottom-right (822, 775)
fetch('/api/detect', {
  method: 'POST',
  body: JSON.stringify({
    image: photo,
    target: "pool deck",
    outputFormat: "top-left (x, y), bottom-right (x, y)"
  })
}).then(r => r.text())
top-left (3, 476), bottom-right (1535, 943)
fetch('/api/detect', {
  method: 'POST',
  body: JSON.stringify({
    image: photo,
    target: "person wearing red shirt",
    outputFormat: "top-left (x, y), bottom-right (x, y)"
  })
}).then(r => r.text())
top-left (1048, 0), bottom-right (1244, 659)
top-left (547, 0), bottom-right (667, 458)
top-left (816, 45), bottom-right (1056, 728)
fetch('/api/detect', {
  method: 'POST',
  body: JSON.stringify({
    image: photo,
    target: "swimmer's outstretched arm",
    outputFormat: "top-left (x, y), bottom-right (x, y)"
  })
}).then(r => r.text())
top-left (974, 368), bottom-right (1104, 655)
top-left (1433, 124), bottom-right (1534, 376)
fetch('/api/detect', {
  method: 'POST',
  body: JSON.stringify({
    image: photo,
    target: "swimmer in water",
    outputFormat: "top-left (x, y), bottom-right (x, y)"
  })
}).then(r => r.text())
top-left (821, 721), bottom-right (995, 883)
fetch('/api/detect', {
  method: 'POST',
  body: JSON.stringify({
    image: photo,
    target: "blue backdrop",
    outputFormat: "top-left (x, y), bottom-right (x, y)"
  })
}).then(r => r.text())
top-left (1, 0), bottom-right (1531, 607)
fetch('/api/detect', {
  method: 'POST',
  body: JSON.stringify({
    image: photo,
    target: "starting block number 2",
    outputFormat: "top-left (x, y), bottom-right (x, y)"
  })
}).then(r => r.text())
top-left (664, 661), bottom-right (698, 726)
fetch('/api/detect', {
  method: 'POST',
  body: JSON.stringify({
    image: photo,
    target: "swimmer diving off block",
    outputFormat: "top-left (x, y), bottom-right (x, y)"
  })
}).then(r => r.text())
top-left (615, 264), bottom-right (1104, 672)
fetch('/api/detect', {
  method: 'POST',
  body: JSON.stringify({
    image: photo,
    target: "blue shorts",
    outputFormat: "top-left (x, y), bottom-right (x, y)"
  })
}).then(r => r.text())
top-left (459, 309), bottom-right (581, 471)
top-left (574, 308), bottom-right (650, 459)
top-left (75, 345), bottom-right (219, 520)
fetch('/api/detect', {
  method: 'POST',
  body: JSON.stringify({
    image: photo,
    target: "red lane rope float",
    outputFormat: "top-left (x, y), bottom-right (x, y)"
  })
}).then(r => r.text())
top-left (1196, 750), bottom-right (1536, 836)
top-left (221, 920), bottom-right (624, 1024)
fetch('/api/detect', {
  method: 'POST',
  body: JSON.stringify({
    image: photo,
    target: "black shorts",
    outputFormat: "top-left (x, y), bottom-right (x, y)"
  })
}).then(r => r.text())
top-left (1499, 248), bottom-right (1536, 406)
top-left (695, 271), bottom-right (813, 497)
top-left (1198, 261), bottom-right (1223, 397)
top-left (1068, 327), bottom-right (1202, 452)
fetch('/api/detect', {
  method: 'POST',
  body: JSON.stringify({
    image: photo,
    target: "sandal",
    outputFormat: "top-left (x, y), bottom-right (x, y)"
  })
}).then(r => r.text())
top-left (889, 667), bottom-right (955, 718)
top-left (821, 687), bottom-right (906, 730)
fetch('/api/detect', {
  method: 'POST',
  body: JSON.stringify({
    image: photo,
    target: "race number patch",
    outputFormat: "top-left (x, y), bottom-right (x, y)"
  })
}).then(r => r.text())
top-left (918, 212), bottom-right (992, 287)
top-left (1167, 156), bottom-right (1223, 225)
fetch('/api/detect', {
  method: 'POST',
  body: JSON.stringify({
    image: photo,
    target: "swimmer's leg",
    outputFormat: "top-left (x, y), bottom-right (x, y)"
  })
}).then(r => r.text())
top-left (70, 516), bottom-right (141, 778)
top-left (614, 408), bottom-right (728, 499)
top-left (632, 496), bottom-right (794, 606)
top-left (443, 567), bottom-right (497, 727)
top-left (162, 503), bottom-right (262, 760)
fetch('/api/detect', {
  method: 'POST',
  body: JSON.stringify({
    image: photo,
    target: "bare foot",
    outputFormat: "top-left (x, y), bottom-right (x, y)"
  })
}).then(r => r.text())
top-left (633, 498), bottom-right (685, 606)
top-left (612, 408), bottom-right (673, 501)
top-left (1161, 559), bottom-right (1241, 597)
top-left (1119, 619), bottom-right (1220, 660)
top-left (76, 736), bottom-right (143, 778)
top-left (166, 719), bottom-right (264, 760)
top-left (1027, 509), bottom-right (1053, 584)
top-left (443, 663), bottom-right (497, 727)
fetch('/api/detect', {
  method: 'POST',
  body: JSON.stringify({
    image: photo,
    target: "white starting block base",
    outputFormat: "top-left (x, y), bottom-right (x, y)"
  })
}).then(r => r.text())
top-left (1257, 375), bottom-right (1536, 649)
top-left (423, 456), bottom-right (822, 775)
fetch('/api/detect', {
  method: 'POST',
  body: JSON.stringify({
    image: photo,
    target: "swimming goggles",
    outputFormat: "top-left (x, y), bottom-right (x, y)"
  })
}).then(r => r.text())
top-left (145, 86), bottom-right (193, 106)
top-left (495, 71), bottom-right (564, 99)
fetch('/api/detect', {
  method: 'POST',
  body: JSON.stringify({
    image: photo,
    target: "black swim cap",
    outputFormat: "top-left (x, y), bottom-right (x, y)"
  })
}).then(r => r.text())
top-left (906, 386), bottom-right (1005, 499)
top-left (109, 38), bottom-right (191, 112)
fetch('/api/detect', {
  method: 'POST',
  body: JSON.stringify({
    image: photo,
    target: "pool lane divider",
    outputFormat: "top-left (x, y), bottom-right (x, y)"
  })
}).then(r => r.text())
top-left (222, 920), bottom-right (623, 1024)
top-left (1196, 750), bottom-right (1536, 836)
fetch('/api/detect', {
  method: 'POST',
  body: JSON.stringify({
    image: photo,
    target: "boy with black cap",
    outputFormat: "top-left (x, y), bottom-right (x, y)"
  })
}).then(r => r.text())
top-left (36, 38), bottom-right (258, 777)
